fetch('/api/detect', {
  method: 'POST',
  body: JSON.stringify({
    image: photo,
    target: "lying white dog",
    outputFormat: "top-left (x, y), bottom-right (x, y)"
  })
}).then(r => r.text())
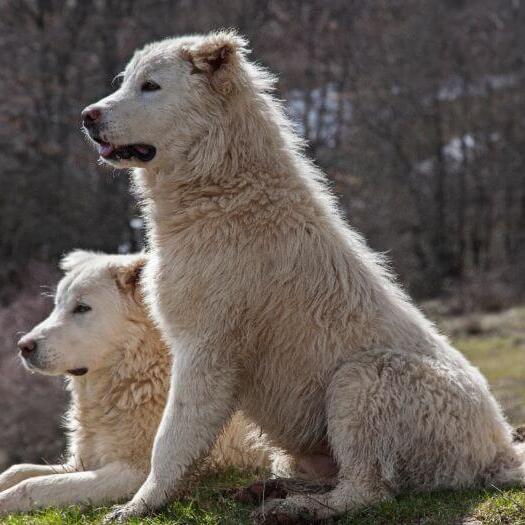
top-left (0, 251), bottom-right (271, 514)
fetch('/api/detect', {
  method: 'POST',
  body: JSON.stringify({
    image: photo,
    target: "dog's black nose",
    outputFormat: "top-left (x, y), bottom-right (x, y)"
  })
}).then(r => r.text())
top-left (18, 337), bottom-right (37, 357)
top-left (82, 106), bottom-right (102, 128)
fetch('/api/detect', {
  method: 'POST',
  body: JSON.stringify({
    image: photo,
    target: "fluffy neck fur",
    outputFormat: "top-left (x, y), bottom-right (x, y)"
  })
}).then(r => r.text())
top-left (132, 64), bottom-right (334, 238)
top-left (65, 315), bottom-right (169, 469)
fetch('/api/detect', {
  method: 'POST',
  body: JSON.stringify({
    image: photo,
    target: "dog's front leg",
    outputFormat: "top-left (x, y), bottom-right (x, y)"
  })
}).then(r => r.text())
top-left (103, 347), bottom-right (238, 522)
top-left (0, 462), bottom-right (143, 514)
top-left (0, 464), bottom-right (77, 493)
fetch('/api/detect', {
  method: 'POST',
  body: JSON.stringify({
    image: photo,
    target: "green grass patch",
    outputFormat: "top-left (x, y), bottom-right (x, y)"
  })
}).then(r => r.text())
top-left (340, 487), bottom-right (525, 525)
top-left (2, 477), bottom-right (525, 525)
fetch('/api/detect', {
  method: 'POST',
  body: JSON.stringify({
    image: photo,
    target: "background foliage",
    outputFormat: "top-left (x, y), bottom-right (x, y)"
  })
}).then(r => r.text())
top-left (0, 0), bottom-right (524, 478)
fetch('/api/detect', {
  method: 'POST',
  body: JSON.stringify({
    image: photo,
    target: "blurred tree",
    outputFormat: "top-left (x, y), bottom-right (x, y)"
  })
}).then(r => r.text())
top-left (0, 0), bottom-right (523, 303)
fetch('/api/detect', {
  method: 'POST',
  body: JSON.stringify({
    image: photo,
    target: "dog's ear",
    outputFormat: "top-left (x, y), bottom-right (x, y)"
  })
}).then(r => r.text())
top-left (111, 256), bottom-right (146, 298)
top-left (181, 30), bottom-right (248, 94)
top-left (60, 250), bottom-right (96, 273)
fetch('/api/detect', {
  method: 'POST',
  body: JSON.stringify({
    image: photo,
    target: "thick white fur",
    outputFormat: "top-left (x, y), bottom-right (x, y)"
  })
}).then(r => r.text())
top-left (0, 252), bottom-right (271, 515)
top-left (84, 31), bottom-right (525, 523)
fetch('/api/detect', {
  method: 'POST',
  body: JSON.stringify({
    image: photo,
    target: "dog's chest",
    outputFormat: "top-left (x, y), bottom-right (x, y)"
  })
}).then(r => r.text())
top-left (145, 241), bottom-right (243, 335)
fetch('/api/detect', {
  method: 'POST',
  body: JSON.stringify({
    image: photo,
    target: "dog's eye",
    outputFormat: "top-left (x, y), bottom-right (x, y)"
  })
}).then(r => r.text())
top-left (141, 80), bottom-right (161, 92)
top-left (72, 303), bottom-right (92, 314)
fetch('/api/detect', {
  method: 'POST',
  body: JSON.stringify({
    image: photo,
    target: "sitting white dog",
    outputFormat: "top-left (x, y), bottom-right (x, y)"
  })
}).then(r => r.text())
top-left (81, 31), bottom-right (525, 524)
top-left (0, 251), bottom-right (271, 514)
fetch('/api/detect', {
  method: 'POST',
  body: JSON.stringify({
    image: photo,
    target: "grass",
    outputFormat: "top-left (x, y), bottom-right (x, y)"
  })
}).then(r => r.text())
top-left (3, 478), bottom-right (525, 525)
top-left (2, 307), bottom-right (525, 524)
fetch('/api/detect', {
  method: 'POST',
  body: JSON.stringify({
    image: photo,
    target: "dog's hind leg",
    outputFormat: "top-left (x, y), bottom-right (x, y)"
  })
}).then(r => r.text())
top-left (0, 462), bottom-right (143, 515)
top-left (253, 348), bottom-right (518, 524)
top-left (253, 359), bottom-right (395, 524)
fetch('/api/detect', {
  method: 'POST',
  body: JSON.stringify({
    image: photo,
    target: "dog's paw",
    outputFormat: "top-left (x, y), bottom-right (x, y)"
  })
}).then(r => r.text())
top-left (0, 467), bottom-right (25, 493)
top-left (0, 480), bottom-right (31, 515)
top-left (251, 498), bottom-right (313, 525)
top-left (102, 501), bottom-right (147, 524)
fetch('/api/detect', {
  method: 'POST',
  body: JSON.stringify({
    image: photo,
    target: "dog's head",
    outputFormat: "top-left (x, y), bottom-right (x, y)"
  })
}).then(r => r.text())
top-left (17, 251), bottom-right (146, 377)
top-left (81, 30), bottom-right (251, 169)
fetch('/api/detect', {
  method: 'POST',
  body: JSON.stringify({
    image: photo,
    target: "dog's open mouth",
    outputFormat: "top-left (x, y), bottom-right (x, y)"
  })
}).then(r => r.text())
top-left (67, 368), bottom-right (88, 376)
top-left (94, 138), bottom-right (156, 162)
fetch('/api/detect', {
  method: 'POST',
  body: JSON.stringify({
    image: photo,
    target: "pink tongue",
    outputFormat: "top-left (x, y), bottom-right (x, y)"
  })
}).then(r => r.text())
top-left (135, 145), bottom-right (149, 154)
top-left (99, 143), bottom-right (114, 157)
